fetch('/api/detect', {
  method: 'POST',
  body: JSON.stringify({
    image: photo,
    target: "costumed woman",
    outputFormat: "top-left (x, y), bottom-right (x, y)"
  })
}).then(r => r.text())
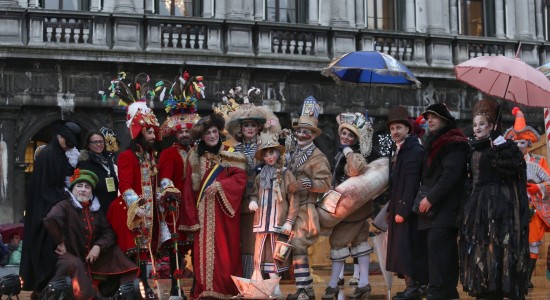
top-left (321, 112), bottom-right (379, 300)
top-left (249, 127), bottom-right (299, 297)
top-left (77, 128), bottom-right (119, 215)
top-left (459, 98), bottom-right (530, 299)
top-left (222, 87), bottom-right (281, 278)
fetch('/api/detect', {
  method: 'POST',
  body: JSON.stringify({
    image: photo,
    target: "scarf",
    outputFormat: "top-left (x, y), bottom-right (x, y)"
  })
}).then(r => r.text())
top-left (259, 164), bottom-right (277, 190)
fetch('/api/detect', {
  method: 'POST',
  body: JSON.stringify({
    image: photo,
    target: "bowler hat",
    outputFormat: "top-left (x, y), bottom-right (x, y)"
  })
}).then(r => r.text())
top-left (422, 103), bottom-right (455, 124)
top-left (386, 106), bottom-right (413, 132)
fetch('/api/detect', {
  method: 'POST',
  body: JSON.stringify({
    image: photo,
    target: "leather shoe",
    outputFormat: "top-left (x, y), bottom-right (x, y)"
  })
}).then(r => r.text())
top-left (287, 288), bottom-right (315, 300)
top-left (392, 287), bottom-right (422, 300)
top-left (337, 278), bottom-right (344, 286)
top-left (321, 286), bottom-right (339, 299)
top-left (348, 284), bottom-right (371, 299)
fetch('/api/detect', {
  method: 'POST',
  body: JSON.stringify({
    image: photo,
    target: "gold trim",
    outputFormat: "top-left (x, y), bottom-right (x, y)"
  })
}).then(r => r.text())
top-left (215, 181), bottom-right (236, 218)
top-left (178, 224), bottom-right (200, 232)
top-left (205, 192), bottom-right (216, 291)
top-left (197, 290), bottom-right (235, 299)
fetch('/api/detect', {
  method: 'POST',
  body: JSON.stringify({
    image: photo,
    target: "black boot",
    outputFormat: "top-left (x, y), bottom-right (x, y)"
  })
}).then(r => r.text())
top-left (527, 258), bottom-right (537, 289)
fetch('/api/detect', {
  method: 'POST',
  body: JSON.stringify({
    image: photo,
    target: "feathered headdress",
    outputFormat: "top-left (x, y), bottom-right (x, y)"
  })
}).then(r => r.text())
top-left (158, 71), bottom-right (204, 137)
top-left (110, 72), bottom-right (160, 140)
top-left (99, 127), bottom-right (119, 153)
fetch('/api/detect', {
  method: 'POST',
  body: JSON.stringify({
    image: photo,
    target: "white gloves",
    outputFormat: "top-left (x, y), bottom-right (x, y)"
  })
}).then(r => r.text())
top-left (249, 200), bottom-right (259, 211)
top-left (281, 222), bottom-right (293, 235)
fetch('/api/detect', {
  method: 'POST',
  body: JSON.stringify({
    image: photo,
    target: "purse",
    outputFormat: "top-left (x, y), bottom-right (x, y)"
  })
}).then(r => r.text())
top-left (412, 186), bottom-right (436, 219)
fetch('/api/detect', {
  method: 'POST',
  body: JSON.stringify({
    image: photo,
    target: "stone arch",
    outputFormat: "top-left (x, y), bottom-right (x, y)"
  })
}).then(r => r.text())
top-left (15, 112), bottom-right (97, 162)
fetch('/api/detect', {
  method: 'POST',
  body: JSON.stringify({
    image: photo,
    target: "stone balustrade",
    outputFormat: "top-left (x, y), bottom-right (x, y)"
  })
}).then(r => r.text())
top-left (3, 8), bottom-right (550, 69)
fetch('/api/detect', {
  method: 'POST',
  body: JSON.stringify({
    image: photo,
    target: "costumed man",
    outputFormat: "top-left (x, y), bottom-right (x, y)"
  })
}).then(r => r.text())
top-left (44, 169), bottom-right (139, 300)
top-left (504, 107), bottom-right (550, 289)
top-left (386, 106), bottom-right (427, 300)
top-left (179, 112), bottom-right (247, 299)
top-left (322, 112), bottom-right (380, 300)
top-left (157, 71), bottom-right (204, 298)
top-left (222, 86), bottom-right (282, 278)
top-left (20, 121), bottom-right (81, 295)
top-left (285, 96), bottom-right (332, 300)
top-left (106, 72), bottom-right (165, 299)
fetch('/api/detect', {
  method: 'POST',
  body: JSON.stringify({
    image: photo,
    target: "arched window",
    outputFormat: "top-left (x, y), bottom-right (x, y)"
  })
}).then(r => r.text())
top-left (366, 0), bottom-right (403, 31)
top-left (42, 0), bottom-right (89, 10)
top-left (158, 0), bottom-right (202, 17)
top-left (459, 0), bottom-right (496, 37)
top-left (266, 0), bottom-right (307, 23)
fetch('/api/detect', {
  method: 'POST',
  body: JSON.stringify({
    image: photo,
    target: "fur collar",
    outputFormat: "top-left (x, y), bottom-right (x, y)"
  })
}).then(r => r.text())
top-left (427, 128), bottom-right (468, 165)
top-left (188, 145), bottom-right (246, 191)
top-left (66, 188), bottom-right (100, 212)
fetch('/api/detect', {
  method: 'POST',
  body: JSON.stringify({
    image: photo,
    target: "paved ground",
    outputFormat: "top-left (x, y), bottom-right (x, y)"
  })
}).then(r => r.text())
top-left (14, 273), bottom-right (550, 299)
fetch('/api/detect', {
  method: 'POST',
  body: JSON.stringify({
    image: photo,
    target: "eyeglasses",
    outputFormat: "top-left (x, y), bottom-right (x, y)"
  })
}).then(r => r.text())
top-left (89, 140), bottom-right (104, 145)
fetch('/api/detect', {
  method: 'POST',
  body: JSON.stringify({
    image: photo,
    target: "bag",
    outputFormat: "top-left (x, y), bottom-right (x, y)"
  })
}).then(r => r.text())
top-left (412, 186), bottom-right (436, 219)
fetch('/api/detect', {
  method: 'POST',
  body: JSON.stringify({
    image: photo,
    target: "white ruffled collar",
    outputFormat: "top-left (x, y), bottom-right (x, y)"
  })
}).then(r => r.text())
top-left (65, 188), bottom-right (100, 212)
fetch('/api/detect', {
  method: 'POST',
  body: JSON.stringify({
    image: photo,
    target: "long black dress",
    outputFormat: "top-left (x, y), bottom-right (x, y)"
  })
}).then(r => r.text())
top-left (76, 150), bottom-right (119, 215)
top-left (20, 137), bottom-right (74, 291)
top-left (459, 138), bottom-right (530, 299)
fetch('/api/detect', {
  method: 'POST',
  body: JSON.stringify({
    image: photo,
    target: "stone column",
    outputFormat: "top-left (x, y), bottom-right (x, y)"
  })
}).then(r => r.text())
top-left (449, 0), bottom-right (458, 34)
top-left (355, 0), bottom-right (365, 28)
top-left (330, 0), bottom-right (350, 27)
top-left (253, 0), bottom-right (263, 20)
top-left (202, 0), bottom-right (213, 17)
top-left (144, 0), bottom-right (154, 13)
top-left (215, 0), bottom-right (226, 19)
top-left (515, 0), bottom-right (531, 39)
top-left (0, 107), bottom-right (18, 223)
top-left (90, 0), bottom-right (102, 11)
top-left (495, 0), bottom-right (505, 38)
top-left (535, 0), bottom-right (544, 40)
top-left (226, 0), bottom-right (245, 19)
top-left (114, 0), bottom-right (135, 13)
top-left (308, 0), bottom-right (319, 25)
top-left (426, 0), bottom-right (445, 34)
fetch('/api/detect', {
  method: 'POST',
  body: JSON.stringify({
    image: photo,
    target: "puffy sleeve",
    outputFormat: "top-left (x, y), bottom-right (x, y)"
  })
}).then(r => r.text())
top-left (344, 152), bottom-right (368, 177)
top-left (307, 151), bottom-right (331, 194)
top-left (214, 166), bottom-right (247, 218)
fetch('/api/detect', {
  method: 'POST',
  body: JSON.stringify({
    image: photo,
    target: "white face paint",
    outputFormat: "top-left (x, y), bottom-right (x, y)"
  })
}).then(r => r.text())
top-left (72, 182), bottom-right (92, 203)
top-left (295, 128), bottom-right (316, 147)
top-left (515, 139), bottom-right (529, 155)
top-left (472, 115), bottom-right (492, 140)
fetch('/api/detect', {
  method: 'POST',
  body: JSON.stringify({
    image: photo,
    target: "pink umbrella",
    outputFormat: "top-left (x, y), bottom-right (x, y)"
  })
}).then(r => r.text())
top-left (455, 55), bottom-right (550, 107)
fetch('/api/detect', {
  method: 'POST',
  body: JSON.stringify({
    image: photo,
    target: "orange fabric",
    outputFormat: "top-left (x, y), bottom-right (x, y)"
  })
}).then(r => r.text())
top-left (529, 213), bottom-right (549, 244)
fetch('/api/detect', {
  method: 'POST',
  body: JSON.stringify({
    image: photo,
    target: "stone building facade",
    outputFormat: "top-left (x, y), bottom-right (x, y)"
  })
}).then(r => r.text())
top-left (0, 0), bottom-right (550, 223)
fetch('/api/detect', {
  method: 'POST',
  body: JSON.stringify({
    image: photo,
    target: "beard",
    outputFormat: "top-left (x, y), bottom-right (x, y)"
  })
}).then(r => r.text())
top-left (75, 194), bottom-right (91, 203)
top-left (178, 137), bottom-right (191, 147)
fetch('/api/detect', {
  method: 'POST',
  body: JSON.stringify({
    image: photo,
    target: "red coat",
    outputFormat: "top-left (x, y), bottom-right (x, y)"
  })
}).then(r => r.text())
top-left (107, 149), bottom-right (159, 256)
top-left (181, 145), bottom-right (247, 299)
top-left (158, 144), bottom-right (191, 244)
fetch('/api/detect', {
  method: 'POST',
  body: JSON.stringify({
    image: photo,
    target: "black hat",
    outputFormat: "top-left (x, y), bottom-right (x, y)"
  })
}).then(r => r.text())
top-left (190, 113), bottom-right (225, 141)
top-left (422, 103), bottom-right (455, 124)
top-left (386, 106), bottom-right (413, 132)
top-left (57, 121), bottom-right (81, 148)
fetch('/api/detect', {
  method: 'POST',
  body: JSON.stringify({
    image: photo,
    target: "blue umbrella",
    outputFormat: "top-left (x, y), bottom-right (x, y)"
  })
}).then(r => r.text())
top-left (321, 51), bottom-right (421, 88)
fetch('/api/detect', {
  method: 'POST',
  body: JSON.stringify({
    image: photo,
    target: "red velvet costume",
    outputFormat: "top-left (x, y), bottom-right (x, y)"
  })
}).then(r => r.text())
top-left (158, 144), bottom-right (190, 243)
top-left (181, 144), bottom-right (247, 299)
top-left (107, 148), bottom-right (159, 257)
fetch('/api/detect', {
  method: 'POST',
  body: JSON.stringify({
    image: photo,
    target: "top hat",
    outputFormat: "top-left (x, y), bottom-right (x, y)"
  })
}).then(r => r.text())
top-left (292, 96), bottom-right (322, 135)
top-left (386, 106), bottom-right (413, 132)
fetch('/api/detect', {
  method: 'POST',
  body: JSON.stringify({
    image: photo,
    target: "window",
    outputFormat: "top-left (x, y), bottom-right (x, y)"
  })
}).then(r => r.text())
top-left (42, 0), bottom-right (88, 10)
top-left (459, 0), bottom-right (496, 37)
top-left (366, 0), bottom-right (398, 30)
top-left (266, 0), bottom-right (308, 23)
top-left (158, 0), bottom-right (202, 17)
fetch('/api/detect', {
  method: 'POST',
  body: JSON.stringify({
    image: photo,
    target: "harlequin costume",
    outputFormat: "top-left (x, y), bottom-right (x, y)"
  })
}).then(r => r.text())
top-left (179, 113), bottom-right (248, 299)
top-left (105, 72), bottom-right (163, 298)
top-left (285, 96), bottom-right (331, 300)
top-left (44, 169), bottom-right (138, 300)
top-left (220, 87), bottom-right (282, 278)
top-left (504, 107), bottom-right (550, 288)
